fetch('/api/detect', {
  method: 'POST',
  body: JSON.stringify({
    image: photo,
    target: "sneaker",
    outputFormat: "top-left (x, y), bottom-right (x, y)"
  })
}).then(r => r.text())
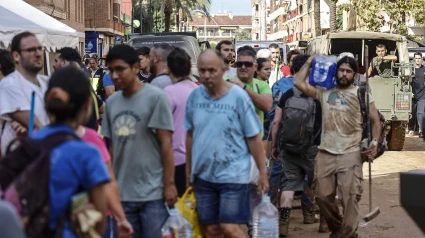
top-left (408, 130), bottom-right (414, 136)
top-left (420, 131), bottom-right (424, 138)
top-left (279, 207), bottom-right (291, 237)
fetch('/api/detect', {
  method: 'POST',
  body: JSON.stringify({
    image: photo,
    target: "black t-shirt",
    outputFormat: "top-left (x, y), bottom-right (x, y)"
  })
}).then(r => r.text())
top-left (413, 66), bottom-right (425, 100)
top-left (138, 72), bottom-right (151, 83)
top-left (277, 88), bottom-right (322, 145)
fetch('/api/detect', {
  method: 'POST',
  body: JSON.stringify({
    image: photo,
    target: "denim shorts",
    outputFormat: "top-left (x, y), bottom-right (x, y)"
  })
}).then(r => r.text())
top-left (193, 177), bottom-right (250, 224)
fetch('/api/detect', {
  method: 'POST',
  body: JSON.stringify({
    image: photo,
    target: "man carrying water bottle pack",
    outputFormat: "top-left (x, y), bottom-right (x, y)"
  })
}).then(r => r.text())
top-left (294, 55), bottom-right (381, 238)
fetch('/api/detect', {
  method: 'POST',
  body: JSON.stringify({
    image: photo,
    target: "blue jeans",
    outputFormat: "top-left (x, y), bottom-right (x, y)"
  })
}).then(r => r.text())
top-left (121, 199), bottom-right (169, 238)
top-left (103, 216), bottom-right (118, 238)
top-left (193, 177), bottom-right (250, 224)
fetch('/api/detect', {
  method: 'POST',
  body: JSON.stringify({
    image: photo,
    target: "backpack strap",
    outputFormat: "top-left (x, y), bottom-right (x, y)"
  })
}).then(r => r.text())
top-left (255, 83), bottom-right (260, 94)
top-left (292, 87), bottom-right (302, 97)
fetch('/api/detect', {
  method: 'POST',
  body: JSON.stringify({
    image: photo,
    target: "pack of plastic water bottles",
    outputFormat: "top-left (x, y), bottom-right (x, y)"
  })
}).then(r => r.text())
top-left (309, 55), bottom-right (338, 89)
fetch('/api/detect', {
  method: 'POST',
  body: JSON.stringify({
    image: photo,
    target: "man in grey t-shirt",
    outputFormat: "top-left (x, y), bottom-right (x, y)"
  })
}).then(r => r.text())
top-left (102, 45), bottom-right (177, 238)
top-left (149, 43), bottom-right (173, 89)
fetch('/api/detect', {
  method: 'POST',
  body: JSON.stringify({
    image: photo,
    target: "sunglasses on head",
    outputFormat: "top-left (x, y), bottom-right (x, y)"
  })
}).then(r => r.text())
top-left (234, 61), bottom-right (254, 68)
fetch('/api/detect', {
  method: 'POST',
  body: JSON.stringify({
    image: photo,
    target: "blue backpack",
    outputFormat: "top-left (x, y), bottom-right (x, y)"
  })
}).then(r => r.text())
top-left (267, 77), bottom-right (295, 123)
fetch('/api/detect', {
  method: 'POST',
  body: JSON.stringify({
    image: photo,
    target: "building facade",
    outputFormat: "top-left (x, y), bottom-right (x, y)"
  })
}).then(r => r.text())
top-left (25, 0), bottom-right (86, 54)
top-left (251, 0), bottom-right (270, 40)
top-left (267, 0), bottom-right (330, 45)
top-left (84, 0), bottom-right (126, 58)
top-left (188, 13), bottom-right (252, 43)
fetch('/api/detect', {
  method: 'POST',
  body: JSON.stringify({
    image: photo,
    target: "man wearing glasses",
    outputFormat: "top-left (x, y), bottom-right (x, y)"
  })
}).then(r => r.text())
top-left (0, 31), bottom-right (50, 153)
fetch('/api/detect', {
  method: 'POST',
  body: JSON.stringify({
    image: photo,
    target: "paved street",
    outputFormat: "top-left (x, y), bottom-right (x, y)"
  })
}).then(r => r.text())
top-left (246, 135), bottom-right (425, 238)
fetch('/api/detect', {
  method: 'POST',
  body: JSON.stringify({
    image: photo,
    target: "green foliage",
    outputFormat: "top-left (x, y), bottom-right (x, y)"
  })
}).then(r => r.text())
top-left (235, 29), bottom-right (251, 41)
top-left (336, 6), bottom-right (343, 31)
top-left (340, 0), bottom-right (425, 36)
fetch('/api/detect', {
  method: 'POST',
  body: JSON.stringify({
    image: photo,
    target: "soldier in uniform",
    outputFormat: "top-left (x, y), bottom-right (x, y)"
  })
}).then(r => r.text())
top-left (367, 44), bottom-right (397, 77)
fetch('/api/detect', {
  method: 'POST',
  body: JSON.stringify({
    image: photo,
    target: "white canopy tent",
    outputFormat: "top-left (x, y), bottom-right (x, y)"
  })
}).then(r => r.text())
top-left (0, 0), bottom-right (79, 51)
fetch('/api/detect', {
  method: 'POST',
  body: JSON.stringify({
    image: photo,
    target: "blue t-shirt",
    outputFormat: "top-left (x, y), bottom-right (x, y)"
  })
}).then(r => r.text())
top-left (32, 125), bottom-right (110, 237)
top-left (184, 85), bottom-right (262, 184)
top-left (102, 73), bottom-right (114, 87)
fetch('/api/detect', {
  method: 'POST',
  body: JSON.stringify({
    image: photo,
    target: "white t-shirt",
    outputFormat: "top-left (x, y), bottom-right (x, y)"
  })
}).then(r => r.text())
top-left (223, 67), bottom-right (237, 79)
top-left (0, 71), bottom-right (50, 152)
top-left (316, 86), bottom-right (374, 154)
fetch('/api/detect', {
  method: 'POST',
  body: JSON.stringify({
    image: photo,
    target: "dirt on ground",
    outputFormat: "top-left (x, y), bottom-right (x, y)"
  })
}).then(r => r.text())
top-left (250, 135), bottom-right (425, 238)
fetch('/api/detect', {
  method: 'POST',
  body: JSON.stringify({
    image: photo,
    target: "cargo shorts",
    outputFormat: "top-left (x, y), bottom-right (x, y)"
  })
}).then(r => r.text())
top-left (280, 146), bottom-right (319, 192)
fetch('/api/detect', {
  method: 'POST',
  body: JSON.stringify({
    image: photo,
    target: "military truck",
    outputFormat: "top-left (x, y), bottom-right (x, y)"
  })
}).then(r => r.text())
top-left (127, 32), bottom-right (210, 80)
top-left (306, 31), bottom-right (423, 151)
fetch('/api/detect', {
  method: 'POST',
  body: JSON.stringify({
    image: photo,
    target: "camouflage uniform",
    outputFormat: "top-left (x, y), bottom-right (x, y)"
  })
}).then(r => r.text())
top-left (371, 56), bottom-right (393, 77)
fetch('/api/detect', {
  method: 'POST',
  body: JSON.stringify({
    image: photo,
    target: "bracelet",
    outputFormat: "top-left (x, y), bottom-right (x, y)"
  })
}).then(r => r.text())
top-left (243, 84), bottom-right (247, 90)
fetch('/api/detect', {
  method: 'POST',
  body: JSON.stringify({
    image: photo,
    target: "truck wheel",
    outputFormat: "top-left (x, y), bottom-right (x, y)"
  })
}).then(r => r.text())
top-left (386, 121), bottom-right (406, 151)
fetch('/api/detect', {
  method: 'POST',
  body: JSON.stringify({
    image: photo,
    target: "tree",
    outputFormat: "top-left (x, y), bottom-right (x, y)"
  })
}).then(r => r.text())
top-left (329, 0), bottom-right (337, 33)
top-left (336, 6), bottom-right (344, 31)
top-left (235, 29), bottom-right (251, 40)
top-left (162, 0), bottom-right (211, 32)
top-left (340, 0), bottom-right (425, 36)
top-left (314, 0), bottom-right (321, 36)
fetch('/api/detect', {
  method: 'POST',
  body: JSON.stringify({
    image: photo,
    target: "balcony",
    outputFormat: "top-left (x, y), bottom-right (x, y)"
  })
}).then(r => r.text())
top-left (268, 6), bottom-right (288, 22)
top-left (197, 31), bottom-right (235, 38)
top-left (268, 30), bottom-right (288, 40)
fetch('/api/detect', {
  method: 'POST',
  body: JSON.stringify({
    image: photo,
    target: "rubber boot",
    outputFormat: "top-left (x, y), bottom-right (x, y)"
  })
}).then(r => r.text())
top-left (302, 202), bottom-right (319, 224)
top-left (319, 212), bottom-right (330, 233)
top-left (278, 207), bottom-right (291, 237)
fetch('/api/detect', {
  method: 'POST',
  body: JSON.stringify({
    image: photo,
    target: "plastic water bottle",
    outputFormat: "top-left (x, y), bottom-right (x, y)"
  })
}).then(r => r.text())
top-left (309, 55), bottom-right (338, 89)
top-left (253, 195), bottom-right (279, 238)
top-left (161, 208), bottom-right (192, 238)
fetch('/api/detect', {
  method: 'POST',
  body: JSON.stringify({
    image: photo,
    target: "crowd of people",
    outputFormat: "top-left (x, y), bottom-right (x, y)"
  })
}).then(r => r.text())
top-left (0, 30), bottom-right (420, 238)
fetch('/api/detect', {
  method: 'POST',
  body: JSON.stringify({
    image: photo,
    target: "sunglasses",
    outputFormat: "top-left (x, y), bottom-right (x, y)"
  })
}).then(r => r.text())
top-left (234, 61), bottom-right (254, 68)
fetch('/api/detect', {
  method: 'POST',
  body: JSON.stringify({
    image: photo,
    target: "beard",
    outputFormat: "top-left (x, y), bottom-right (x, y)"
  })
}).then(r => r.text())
top-left (336, 76), bottom-right (355, 88)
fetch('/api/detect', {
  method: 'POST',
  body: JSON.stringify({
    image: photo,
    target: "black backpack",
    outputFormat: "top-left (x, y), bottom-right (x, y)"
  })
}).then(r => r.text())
top-left (278, 87), bottom-right (317, 153)
top-left (0, 132), bottom-right (79, 238)
top-left (358, 85), bottom-right (386, 158)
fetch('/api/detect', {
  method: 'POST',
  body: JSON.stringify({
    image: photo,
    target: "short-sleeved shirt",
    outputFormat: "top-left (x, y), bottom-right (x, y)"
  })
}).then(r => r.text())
top-left (164, 81), bottom-right (199, 166)
top-left (278, 89), bottom-right (322, 145)
top-left (316, 86), bottom-right (374, 154)
top-left (371, 56), bottom-right (392, 77)
top-left (0, 70), bottom-right (50, 152)
top-left (150, 73), bottom-right (173, 90)
top-left (413, 66), bottom-right (425, 100)
top-left (223, 67), bottom-right (237, 80)
top-left (102, 73), bottom-right (114, 87)
top-left (82, 127), bottom-right (111, 163)
top-left (245, 78), bottom-right (272, 126)
top-left (184, 85), bottom-right (262, 184)
top-left (101, 84), bottom-right (174, 202)
top-left (32, 125), bottom-right (110, 237)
